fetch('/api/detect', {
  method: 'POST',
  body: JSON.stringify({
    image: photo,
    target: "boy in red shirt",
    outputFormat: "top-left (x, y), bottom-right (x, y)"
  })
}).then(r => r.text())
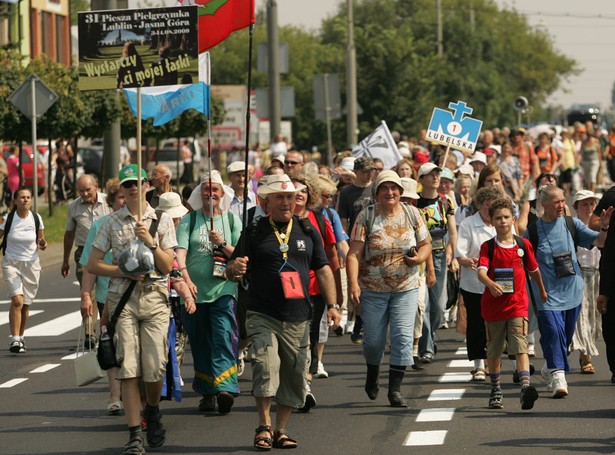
top-left (477, 198), bottom-right (547, 410)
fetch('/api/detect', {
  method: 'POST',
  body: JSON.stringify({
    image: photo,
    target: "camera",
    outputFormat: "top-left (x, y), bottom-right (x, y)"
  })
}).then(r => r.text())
top-left (407, 246), bottom-right (417, 257)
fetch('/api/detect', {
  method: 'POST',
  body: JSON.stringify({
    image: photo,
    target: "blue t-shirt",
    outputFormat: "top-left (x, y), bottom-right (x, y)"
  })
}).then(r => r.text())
top-left (318, 207), bottom-right (348, 243)
top-left (525, 217), bottom-right (597, 311)
top-left (79, 216), bottom-right (112, 304)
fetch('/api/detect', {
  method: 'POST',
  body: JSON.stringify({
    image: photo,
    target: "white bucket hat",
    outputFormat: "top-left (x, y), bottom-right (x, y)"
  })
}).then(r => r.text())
top-left (157, 192), bottom-right (188, 219)
top-left (400, 177), bottom-right (420, 199)
top-left (187, 170), bottom-right (225, 210)
top-left (256, 174), bottom-right (305, 198)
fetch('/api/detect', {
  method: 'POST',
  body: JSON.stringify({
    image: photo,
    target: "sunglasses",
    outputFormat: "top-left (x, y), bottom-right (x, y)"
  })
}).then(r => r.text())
top-left (322, 193), bottom-right (334, 199)
top-left (121, 179), bottom-right (147, 189)
top-left (285, 161), bottom-right (302, 166)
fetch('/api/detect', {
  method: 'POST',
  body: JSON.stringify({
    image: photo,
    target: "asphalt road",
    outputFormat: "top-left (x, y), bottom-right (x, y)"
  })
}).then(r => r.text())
top-left (1, 246), bottom-right (615, 455)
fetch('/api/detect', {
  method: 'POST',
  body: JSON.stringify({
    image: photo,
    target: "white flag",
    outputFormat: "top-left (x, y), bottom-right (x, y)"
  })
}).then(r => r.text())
top-left (352, 121), bottom-right (401, 170)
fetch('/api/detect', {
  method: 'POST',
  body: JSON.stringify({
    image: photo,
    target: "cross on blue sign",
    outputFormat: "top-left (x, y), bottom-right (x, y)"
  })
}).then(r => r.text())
top-left (426, 100), bottom-right (483, 153)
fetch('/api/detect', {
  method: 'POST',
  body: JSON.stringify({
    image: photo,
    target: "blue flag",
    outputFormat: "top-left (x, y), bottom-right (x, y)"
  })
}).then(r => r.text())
top-left (124, 82), bottom-right (210, 126)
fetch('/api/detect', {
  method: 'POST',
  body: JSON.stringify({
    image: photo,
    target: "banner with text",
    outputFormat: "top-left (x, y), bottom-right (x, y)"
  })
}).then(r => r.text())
top-left (77, 6), bottom-right (199, 91)
top-left (426, 100), bottom-right (483, 154)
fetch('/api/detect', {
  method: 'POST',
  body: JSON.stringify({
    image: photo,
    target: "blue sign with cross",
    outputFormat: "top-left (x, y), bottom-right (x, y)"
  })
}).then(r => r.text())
top-left (426, 100), bottom-right (483, 153)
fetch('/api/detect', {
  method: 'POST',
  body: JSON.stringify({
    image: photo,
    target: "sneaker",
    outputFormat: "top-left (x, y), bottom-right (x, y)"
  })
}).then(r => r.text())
top-left (420, 353), bottom-right (433, 364)
top-left (540, 366), bottom-right (553, 392)
top-left (237, 358), bottom-right (245, 377)
top-left (216, 391), bottom-right (235, 414)
top-left (488, 388), bottom-right (503, 409)
top-left (350, 333), bottom-right (363, 345)
top-left (9, 340), bottom-right (22, 353)
top-left (142, 406), bottom-right (166, 448)
top-left (471, 368), bottom-right (486, 382)
top-left (520, 385), bottom-right (538, 410)
top-left (411, 356), bottom-right (424, 371)
top-left (123, 434), bottom-right (145, 455)
top-left (198, 395), bottom-right (216, 412)
top-left (297, 381), bottom-right (316, 413)
top-left (551, 371), bottom-right (568, 399)
top-left (528, 343), bottom-right (536, 357)
top-left (314, 361), bottom-right (329, 379)
top-left (334, 325), bottom-right (344, 336)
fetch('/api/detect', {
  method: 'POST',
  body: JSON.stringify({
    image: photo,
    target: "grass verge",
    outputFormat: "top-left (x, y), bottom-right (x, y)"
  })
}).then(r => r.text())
top-left (40, 203), bottom-right (68, 244)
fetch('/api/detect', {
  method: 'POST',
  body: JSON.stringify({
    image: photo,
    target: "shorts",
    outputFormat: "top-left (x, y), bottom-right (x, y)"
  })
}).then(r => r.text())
top-left (246, 311), bottom-right (310, 408)
top-left (486, 317), bottom-right (528, 359)
top-left (2, 257), bottom-right (41, 305)
top-left (74, 246), bottom-right (84, 286)
top-left (107, 282), bottom-right (170, 382)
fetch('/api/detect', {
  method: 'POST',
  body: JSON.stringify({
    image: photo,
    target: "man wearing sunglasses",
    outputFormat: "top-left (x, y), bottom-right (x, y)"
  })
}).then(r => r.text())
top-left (284, 150), bottom-right (305, 177)
top-left (87, 164), bottom-right (177, 454)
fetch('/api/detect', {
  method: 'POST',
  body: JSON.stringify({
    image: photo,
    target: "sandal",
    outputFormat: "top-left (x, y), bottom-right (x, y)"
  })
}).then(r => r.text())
top-left (107, 400), bottom-right (123, 416)
top-left (273, 430), bottom-right (298, 449)
top-left (581, 363), bottom-right (595, 374)
top-left (254, 425), bottom-right (273, 451)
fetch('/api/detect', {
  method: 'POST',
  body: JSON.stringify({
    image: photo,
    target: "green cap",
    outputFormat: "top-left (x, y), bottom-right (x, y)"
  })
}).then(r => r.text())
top-left (119, 164), bottom-right (147, 184)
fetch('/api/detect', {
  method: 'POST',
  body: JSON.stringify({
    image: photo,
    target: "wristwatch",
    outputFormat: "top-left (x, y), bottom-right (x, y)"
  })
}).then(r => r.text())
top-left (147, 243), bottom-right (158, 251)
top-left (218, 241), bottom-right (228, 248)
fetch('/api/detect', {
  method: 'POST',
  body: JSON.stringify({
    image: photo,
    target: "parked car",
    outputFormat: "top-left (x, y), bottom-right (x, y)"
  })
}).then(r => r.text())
top-left (146, 146), bottom-right (184, 183)
top-left (78, 146), bottom-right (103, 180)
top-left (2, 145), bottom-right (45, 195)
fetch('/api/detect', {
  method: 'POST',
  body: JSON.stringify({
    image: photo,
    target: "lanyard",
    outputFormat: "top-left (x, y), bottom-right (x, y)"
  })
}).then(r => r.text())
top-left (269, 216), bottom-right (293, 260)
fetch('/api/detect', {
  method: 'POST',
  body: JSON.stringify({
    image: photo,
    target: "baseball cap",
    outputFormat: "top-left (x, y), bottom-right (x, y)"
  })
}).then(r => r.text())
top-left (119, 164), bottom-right (147, 184)
top-left (374, 170), bottom-right (403, 191)
top-left (440, 168), bottom-right (455, 182)
top-left (354, 156), bottom-right (376, 171)
top-left (418, 163), bottom-right (442, 178)
top-left (469, 151), bottom-right (487, 165)
top-left (227, 161), bottom-right (245, 174)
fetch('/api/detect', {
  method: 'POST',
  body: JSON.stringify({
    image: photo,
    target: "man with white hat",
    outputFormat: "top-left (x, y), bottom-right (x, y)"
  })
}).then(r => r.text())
top-left (416, 162), bottom-right (458, 364)
top-left (226, 174), bottom-right (339, 450)
top-left (225, 160), bottom-right (257, 219)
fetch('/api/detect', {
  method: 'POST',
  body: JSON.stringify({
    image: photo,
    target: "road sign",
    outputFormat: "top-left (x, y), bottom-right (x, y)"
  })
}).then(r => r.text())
top-left (8, 74), bottom-right (58, 119)
top-left (426, 100), bottom-right (483, 154)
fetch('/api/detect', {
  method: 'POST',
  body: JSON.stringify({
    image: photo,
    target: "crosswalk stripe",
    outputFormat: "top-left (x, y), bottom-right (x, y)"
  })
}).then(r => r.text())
top-left (416, 408), bottom-right (456, 422)
top-left (0, 310), bottom-right (43, 327)
top-left (403, 430), bottom-right (447, 446)
top-left (0, 378), bottom-right (28, 388)
top-left (427, 388), bottom-right (465, 401)
top-left (448, 359), bottom-right (474, 368)
top-left (24, 311), bottom-right (82, 337)
top-left (30, 364), bottom-right (61, 373)
top-left (439, 372), bottom-right (472, 383)
top-left (0, 298), bottom-right (81, 305)
top-left (455, 347), bottom-right (468, 355)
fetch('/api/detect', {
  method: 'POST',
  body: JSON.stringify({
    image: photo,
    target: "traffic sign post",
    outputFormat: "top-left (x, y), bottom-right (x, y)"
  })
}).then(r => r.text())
top-left (8, 74), bottom-right (58, 213)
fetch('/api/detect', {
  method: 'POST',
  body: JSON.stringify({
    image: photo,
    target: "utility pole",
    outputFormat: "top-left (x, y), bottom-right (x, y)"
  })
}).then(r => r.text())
top-left (92, 0), bottom-right (121, 183)
top-left (346, 0), bottom-right (358, 147)
top-left (436, 0), bottom-right (443, 58)
top-left (266, 0), bottom-right (281, 142)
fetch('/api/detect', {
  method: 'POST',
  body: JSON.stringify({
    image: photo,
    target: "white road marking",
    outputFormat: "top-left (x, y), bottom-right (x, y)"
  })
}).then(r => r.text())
top-left (416, 408), bottom-right (456, 422)
top-left (30, 364), bottom-right (61, 373)
top-left (62, 353), bottom-right (79, 360)
top-left (0, 297), bottom-right (81, 305)
top-left (439, 372), bottom-right (472, 382)
top-left (0, 378), bottom-right (29, 388)
top-left (0, 310), bottom-right (43, 326)
top-left (427, 388), bottom-right (465, 401)
top-left (455, 347), bottom-right (467, 355)
top-left (24, 311), bottom-right (82, 337)
top-left (403, 430), bottom-right (447, 446)
top-left (448, 359), bottom-right (474, 368)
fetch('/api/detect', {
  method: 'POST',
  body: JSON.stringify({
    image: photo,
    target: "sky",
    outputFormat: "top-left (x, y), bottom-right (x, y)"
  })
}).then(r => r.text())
top-left (256, 0), bottom-right (615, 111)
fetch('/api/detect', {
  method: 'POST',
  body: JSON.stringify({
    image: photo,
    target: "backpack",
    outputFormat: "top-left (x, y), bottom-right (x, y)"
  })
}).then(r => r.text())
top-left (486, 235), bottom-right (537, 315)
top-left (1, 209), bottom-right (41, 256)
top-left (527, 216), bottom-right (577, 253)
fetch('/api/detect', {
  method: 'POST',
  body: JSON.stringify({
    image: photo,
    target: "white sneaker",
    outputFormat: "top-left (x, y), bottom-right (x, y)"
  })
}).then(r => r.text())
top-left (551, 370), bottom-right (568, 398)
top-left (541, 366), bottom-right (553, 392)
top-left (528, 343), bottom-right (535, 357)
top-left (314, 361), bottom-right (329, 379)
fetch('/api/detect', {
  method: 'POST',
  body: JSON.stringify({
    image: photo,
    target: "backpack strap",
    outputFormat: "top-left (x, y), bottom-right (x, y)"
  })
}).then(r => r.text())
top-left (188, 211), bottom-right (197, 238)
top-left (1, 209), bottom-right (16, 256)
top-left (514, 234), bottom-right (538, 316)
top-left (311, 210), bottom-right (327, 241)
top-left (528, 221), bottom-right (539, 253)
top-left (487, 238), bottom-right (495, 271)
top-left (564, 215), bottom-right (577, 249)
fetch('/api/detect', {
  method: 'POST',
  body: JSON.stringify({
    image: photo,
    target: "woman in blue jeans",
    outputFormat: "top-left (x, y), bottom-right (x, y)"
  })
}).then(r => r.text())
top-left (347, 171), bottom-right (431, 407)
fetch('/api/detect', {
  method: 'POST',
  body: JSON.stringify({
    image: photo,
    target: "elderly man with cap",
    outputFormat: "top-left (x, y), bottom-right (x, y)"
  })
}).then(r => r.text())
top-left (87, 164), bottom-right (177, 454)
top-left (416, 162), bottom-right (458, 364)
top-left (225, 160), bottom-right (257, 218)
top-left (226, 174), bottom-right (339, 450)
top-left (347, 170), bottom-right (431, 406)
top-left (176, 171), bottom-right (242, 414)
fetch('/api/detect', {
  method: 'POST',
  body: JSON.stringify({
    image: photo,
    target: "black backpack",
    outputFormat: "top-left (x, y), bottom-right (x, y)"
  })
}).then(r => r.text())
top-left (1, 209), bottom-right (41, 255)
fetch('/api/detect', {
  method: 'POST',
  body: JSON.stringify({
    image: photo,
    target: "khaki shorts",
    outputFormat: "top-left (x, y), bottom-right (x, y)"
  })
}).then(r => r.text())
top-left (486, 317), bottom-right (528, 359)
top-left (107, 282), bottom-right (170, 383)
top-left (2, 257), bottom-right (41, 305)
top-left (246, 311), bottom-right (310, 408)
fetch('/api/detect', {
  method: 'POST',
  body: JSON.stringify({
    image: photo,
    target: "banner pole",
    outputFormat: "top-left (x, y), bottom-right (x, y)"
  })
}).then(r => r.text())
top-left (441, 143), bottom-right (451, 169)
top-left (137, 86), bottom-right (142, 222)
top-left (240, 19), bottom-right (255, 256)
top-left (206, 55), bottom-right (213, 230)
